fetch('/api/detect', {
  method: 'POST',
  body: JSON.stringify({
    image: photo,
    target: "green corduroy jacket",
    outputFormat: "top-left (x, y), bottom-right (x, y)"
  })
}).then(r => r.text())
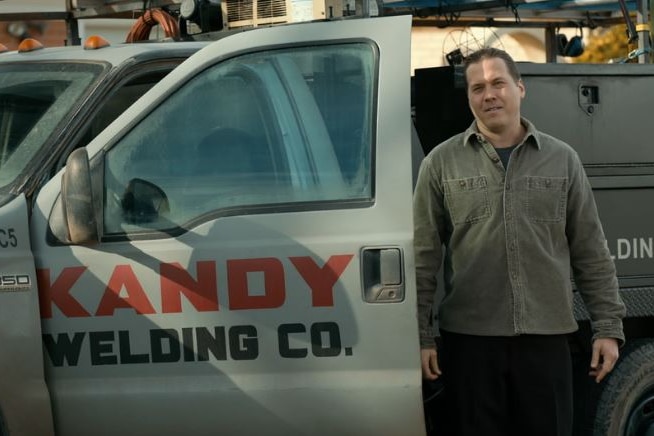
top-left (414, 118), bottom-right (626, 349)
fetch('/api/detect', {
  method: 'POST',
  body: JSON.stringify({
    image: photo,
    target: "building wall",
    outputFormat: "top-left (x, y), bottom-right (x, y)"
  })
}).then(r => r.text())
top-left (0, 18), bottom-right (138, 49)
top-left (0, 20), bottom-right (67, 50)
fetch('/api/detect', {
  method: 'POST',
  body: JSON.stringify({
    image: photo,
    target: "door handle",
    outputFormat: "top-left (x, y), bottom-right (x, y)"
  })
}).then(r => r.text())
top-left (361, 247), bottom-right (404, 303)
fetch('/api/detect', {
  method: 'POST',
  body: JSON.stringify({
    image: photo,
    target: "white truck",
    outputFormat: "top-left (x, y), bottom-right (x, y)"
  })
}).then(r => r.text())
top-left (1, 14), bottom-right (425, 436)
top-left (2, 2), bottom-right (654, 434)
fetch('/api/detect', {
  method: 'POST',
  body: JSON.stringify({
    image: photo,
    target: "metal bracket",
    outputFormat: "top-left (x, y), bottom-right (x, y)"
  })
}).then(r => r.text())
top-left (578, 84), bottom-right (599, 116)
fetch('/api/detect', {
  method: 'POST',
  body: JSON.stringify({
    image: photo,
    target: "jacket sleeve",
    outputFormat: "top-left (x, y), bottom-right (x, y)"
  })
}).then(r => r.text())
top-left (565, 151), bottom-right (626, 345)
top-left (413, 155), bottom-right (446, 349)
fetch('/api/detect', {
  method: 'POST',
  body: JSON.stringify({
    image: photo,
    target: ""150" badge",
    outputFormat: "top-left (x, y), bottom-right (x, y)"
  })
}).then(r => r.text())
top-left (0, 274), bottom-right (31, 292)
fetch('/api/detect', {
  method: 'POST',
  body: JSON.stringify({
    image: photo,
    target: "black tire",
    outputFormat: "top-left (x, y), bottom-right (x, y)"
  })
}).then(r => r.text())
top-left (593, 339), bottom-right (654, 436)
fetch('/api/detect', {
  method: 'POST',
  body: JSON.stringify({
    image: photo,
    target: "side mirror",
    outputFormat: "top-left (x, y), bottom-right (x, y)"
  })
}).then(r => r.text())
top-left (121, 178), bottom-right (169, 224)
top-left (61, 147), bottom-right (99, 245)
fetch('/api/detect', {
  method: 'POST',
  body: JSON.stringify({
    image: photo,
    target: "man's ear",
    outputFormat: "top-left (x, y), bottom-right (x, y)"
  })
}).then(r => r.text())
top-left (518, 79), bottom-right (526, 98)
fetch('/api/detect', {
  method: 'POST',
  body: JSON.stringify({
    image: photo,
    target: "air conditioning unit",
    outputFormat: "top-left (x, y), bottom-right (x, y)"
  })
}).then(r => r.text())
top-left (221, 0), bottom-right (366, 29)
top-left (222, 0), bottom-right (291, 28)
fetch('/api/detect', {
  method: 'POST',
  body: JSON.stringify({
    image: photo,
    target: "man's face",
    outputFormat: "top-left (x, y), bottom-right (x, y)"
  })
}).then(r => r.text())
top-left (466, 57), bottom-right (525, 135)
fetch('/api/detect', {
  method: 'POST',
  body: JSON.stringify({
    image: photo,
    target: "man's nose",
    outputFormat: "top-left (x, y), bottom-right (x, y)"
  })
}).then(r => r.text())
top-left (483, 87), bottom-right (496, 100)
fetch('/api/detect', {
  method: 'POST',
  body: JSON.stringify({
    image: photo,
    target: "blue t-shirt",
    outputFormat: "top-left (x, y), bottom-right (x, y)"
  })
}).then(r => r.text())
top-left (495, 145), bottom-right (518, 169)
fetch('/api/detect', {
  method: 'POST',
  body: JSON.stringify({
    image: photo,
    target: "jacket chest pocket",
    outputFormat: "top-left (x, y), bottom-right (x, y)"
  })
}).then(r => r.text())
top-left (444, 176), bottom-right (491, 225)
top-left (526, 176), bottom-right (567, 223)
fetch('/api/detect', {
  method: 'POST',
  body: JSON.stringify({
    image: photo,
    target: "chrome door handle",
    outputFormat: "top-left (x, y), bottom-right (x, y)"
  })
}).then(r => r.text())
top-left (361, 247), bottom-right (404, 303)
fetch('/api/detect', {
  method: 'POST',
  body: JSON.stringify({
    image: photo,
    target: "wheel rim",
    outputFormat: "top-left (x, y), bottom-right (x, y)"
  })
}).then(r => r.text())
top-left (626, 385), bottom-right (654, 436)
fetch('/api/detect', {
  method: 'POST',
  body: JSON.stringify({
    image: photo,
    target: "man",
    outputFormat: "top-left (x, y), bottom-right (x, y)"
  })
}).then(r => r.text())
top-left (413, 47), bottom-right (626, 436)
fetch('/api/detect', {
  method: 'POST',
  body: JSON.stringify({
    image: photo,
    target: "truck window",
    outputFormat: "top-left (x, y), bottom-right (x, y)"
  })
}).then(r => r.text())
top-left (103, 43), bottom-right (375, 236)
top-left (74, 70), bottom-right (174, 152)
top-left (0, 63), bottom-right (102, 194)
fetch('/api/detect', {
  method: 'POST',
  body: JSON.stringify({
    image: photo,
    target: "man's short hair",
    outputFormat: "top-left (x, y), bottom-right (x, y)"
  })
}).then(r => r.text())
top-left (463, 47), bottom-right (521, 84)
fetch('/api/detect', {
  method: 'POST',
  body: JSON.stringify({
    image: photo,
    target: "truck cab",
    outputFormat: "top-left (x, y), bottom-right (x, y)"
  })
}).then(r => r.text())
top-left (1, 15), bottom-right (424, 436)
top-left (0, 35), bottom-right (213, 435)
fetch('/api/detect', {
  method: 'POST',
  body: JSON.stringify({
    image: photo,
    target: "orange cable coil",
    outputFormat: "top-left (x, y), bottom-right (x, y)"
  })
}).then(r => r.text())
top-left (126, 8), bottom-right (180, 43)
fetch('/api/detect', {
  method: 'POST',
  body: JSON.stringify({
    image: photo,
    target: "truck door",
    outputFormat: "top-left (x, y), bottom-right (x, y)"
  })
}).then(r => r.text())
top-left (31, 15), bottom-right (423, 436)
top-left (0, 196), bottom-right (55, 436)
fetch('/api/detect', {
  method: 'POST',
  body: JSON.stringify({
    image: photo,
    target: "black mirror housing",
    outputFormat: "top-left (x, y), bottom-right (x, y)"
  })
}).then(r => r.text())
top-left (61, 147), bottom-right (99, 245)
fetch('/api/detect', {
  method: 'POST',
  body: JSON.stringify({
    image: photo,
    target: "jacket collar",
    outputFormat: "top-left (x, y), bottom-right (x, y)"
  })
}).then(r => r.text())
top-left (462, 117), bottom-right (541, 150)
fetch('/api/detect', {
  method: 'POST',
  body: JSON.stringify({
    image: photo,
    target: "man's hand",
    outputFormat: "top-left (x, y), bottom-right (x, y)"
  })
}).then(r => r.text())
top-left (421, 348), bottom-right (442, 380)
top-left (589, 338), bottom-right (620, 383)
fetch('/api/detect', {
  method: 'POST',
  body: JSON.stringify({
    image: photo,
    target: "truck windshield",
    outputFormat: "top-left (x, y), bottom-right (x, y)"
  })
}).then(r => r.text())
top-left (0, 62), bottom-right (103, 201)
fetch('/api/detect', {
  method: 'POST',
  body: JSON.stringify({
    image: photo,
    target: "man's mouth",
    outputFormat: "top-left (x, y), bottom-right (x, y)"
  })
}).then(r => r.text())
top-left (484, 106), bottom-right (502, 112)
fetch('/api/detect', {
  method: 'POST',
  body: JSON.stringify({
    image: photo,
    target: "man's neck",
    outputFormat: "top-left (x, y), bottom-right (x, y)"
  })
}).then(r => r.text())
top-left (479, 121), bottom-right (525, 149)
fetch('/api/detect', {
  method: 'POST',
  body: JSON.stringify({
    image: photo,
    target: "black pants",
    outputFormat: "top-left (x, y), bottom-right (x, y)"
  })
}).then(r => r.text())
top-left (437, 330), bottom-right (573, 436)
